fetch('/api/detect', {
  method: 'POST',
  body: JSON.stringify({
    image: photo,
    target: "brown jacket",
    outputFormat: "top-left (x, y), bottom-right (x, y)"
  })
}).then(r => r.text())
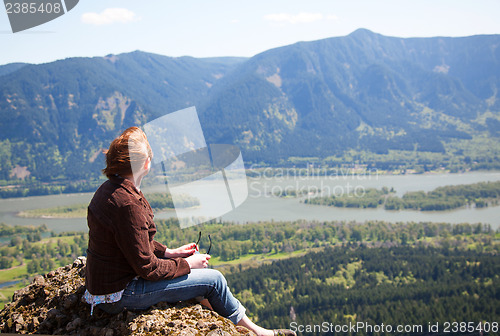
top-left (85, 176), bottom-right (190, 295)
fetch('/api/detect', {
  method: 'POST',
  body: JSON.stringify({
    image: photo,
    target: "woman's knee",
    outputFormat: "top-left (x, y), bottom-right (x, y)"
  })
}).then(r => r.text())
top-left (188, 268), bottom-right (228, 293)
top-left (207, 269), bottom-right (227, 287)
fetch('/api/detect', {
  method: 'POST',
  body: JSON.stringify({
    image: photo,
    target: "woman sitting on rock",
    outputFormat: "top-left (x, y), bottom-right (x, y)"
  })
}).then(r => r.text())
top-left (83, 127), bottom-right (295, 336)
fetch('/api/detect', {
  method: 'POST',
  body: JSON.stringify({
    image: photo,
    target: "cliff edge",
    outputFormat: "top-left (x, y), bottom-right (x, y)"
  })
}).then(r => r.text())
top-left (0, 257), bottom-right (254, 335)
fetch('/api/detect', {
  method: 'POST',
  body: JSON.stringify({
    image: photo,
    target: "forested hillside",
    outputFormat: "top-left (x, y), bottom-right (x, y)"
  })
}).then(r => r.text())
top-left (0, 53), bottom-right (244, 182)
top-left (1, 29), bottom-right (500, 185)
top-left (227, 246), bottom-right (499, 336)
top-left (200, 29), bottom-right (500, 162)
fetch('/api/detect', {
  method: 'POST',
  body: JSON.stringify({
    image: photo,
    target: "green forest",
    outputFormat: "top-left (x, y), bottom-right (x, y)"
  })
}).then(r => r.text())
top-left (0, 177), bottom-right (103, 198)
top-left (0, 218), bottom-right (499, 335)
top-left (226, 246), bottom-right (500, 336)
top-left (306, 181), bottom-right (500, 211)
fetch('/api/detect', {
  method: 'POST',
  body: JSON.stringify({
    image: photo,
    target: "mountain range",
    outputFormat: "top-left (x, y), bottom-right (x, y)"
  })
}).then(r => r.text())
top-left (1, 29), bottom-right (499, 181)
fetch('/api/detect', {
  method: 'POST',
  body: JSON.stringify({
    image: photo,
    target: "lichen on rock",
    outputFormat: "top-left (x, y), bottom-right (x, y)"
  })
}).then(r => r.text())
top-left (0, 257), bottom-right (255, 335)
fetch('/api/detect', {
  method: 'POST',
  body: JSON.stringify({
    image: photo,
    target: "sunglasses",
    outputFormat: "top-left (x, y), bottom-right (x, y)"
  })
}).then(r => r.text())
top-left (195, 231), bottom-right (212, 254)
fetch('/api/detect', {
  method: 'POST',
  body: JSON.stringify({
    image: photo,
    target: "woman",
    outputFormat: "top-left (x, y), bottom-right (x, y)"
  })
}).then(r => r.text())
top-left (84, 127), bottom-right (295, 336)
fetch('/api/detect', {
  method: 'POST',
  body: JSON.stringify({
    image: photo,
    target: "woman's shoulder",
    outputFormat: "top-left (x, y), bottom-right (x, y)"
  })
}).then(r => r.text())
top-left (93, 177), bottom-right (139, 200)
top-left (90, 179), bottom-right (132, 210)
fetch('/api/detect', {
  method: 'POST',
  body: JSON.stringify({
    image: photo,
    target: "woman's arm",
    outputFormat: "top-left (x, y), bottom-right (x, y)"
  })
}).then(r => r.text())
top-left (165, 243), bottom-right (211, 268)
top-left (185, 253), bottom-right (211, 269)
top-left (164, 243), bottom-right (197, 258)
top-left (114, 203), bottom-right (190, 280)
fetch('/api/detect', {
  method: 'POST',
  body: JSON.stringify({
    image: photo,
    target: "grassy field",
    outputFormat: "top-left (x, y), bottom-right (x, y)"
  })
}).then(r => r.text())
top-left (0, 264), bottom-right (28, 309)
top-left (18, 204), bottom-right (88, 218)
top-left (211, 247), bottom-right (325, 273)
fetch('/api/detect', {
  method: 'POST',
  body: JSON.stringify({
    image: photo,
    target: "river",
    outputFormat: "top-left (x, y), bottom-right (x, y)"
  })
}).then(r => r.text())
top-left (0, 171), bottom-right (499, 233)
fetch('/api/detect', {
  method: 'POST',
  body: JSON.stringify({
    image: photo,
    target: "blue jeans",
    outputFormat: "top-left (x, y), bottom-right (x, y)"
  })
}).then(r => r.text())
top-left (98, 269), bottom-right (246, 325)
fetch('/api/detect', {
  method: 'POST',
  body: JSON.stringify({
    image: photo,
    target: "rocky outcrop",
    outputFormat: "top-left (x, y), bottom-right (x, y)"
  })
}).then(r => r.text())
top-left (0, 257), bottom-right (254, 335)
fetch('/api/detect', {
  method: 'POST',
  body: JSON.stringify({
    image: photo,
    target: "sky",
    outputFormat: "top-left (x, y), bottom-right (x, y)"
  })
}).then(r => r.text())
top-left (1, 0), bottom-right (500, 65)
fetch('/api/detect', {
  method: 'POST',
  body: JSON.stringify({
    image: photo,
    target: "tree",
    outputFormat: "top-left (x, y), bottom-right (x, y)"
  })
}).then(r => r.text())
top-left (0, 256), bottom-right (13, 269)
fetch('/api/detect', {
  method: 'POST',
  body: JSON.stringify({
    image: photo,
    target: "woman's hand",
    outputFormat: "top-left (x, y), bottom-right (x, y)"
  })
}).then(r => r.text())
top-left (164, 243), bottom-right (197, 258)
top-left (185, 254), bottom-right (211, 269)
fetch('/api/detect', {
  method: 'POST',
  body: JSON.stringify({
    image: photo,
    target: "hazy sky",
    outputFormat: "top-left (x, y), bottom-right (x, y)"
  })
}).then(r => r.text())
top-left (1, 0), bottom-right (500, 65)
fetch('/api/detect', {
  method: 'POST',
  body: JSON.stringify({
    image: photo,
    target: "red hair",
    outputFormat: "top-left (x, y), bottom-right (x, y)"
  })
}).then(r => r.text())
top-left (102, 127), bottom-right (153, 179)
